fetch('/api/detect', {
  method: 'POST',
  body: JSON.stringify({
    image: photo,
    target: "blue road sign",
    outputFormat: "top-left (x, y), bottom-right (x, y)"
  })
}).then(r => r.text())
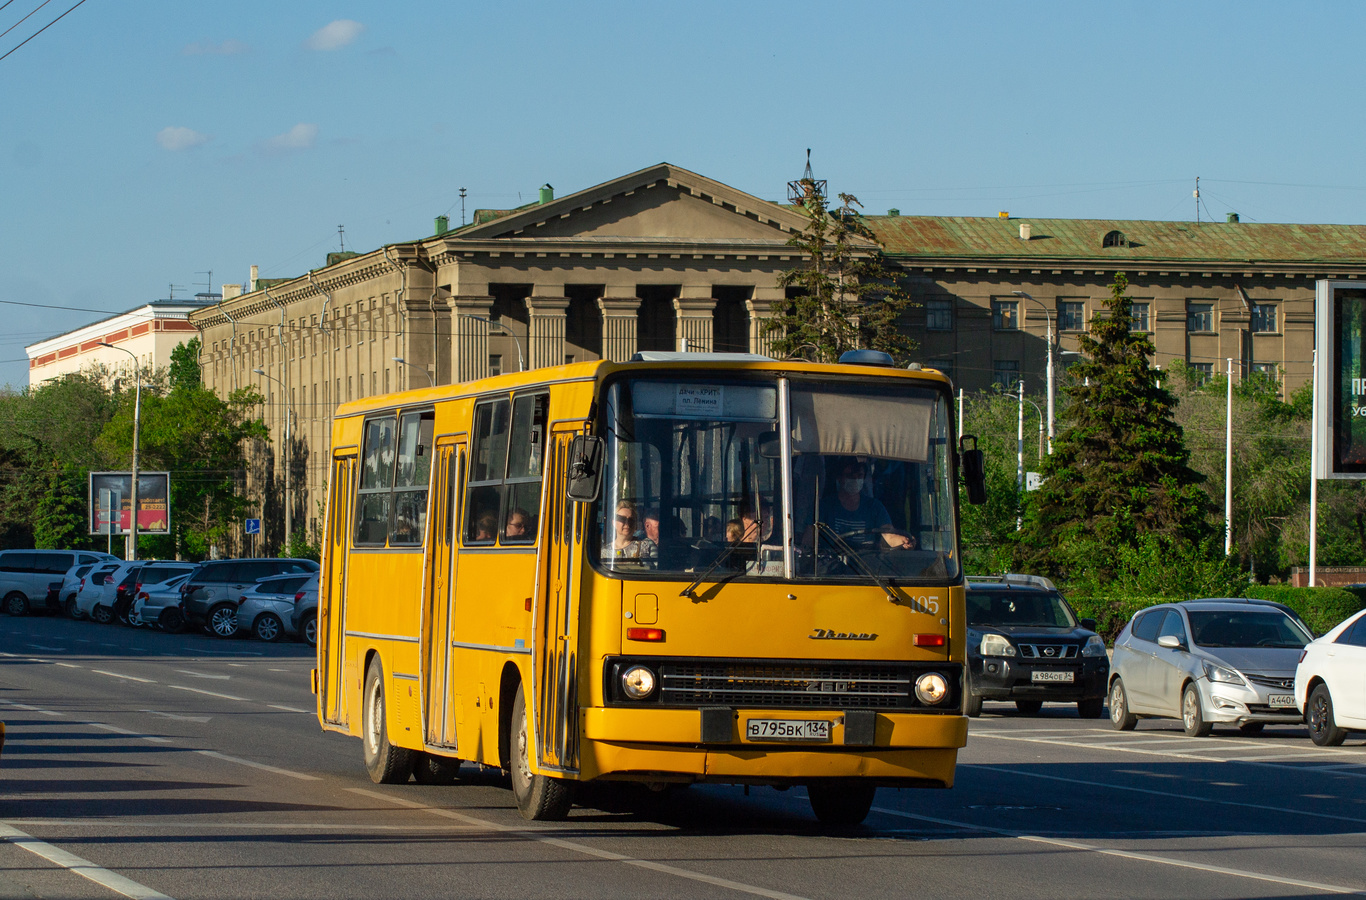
top-left (245, 518), bottom-right (261, 535)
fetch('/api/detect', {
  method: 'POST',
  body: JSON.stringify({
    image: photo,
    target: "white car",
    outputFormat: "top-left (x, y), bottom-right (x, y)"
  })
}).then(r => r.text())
top-left (1295, 608), bottom-right (1366, 746)
top-left (76, 560), bottom-right (139, 623)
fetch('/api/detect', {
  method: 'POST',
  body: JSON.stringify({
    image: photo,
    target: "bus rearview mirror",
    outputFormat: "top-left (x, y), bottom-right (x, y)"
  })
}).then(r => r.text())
top-left (566, 435), bottom-right (605, 502)
top-left (757, 431), bottom-right (780, 459)
top-left (959, 435), bottom-right (986, 506)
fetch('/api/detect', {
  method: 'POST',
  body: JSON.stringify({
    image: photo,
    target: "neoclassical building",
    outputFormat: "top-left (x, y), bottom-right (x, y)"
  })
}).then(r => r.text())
top-left (189, 162), bottom-right (1366, 545)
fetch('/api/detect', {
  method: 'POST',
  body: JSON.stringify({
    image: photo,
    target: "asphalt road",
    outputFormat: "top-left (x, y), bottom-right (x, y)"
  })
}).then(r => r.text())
top-left (3, 614), bottom-right (1366, 900)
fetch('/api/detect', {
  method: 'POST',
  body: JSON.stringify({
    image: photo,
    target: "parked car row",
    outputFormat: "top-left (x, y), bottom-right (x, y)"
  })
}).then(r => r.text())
top-left (0, 551), bottom-right (320, 646)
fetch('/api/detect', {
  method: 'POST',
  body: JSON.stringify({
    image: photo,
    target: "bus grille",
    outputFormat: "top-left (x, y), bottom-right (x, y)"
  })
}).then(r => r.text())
top-left (658, 661), bottom-right (914, 709)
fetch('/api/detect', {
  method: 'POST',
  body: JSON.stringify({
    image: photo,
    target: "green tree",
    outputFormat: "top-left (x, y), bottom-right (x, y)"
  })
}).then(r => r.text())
top-left (1021, 273), bottom-right (1214, 583)
top-left (770, 180), bottom-right (915, 363)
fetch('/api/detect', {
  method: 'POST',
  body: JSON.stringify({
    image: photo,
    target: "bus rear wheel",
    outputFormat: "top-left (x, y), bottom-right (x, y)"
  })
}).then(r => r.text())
top-left (808, 781), bottom-right (876, 826)
top-left (362, 660), bottom-right (414, 784)
top-left (510, 684), bottom-right (572, 820)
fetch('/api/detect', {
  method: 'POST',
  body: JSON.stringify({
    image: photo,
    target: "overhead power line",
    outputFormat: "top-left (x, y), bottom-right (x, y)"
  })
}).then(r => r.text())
top-left (0, 0), bottom-right (88, 64)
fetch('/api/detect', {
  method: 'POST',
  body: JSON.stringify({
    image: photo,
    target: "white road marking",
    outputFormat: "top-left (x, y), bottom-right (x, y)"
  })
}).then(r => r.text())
top-left (195, 750), bottom-right (320, 781)
top-left (348, 788), bottom-right (813, 900)
top-left (0, 700), bottom-right (63, 718)
top-left (182, 648), bottom-right (263, 656)
top-left (26, 644), bottom-right (64, 651)
top-left (173, 669), bottom-right (231, 680)
top-left (55, 662), bottom-right (81, 669)
top-left (871, 807), bottom-right (1363, 895)
top-left (267, 704), bottom-right (310, 713)
top-left (91, 670), bottom-right (156, 684)
top-left (140, 710), bottom-right (212, 724)
top-left (0, 822), bottom-right (174, 900)
top-left (166, 685), bottom-right (249, 702)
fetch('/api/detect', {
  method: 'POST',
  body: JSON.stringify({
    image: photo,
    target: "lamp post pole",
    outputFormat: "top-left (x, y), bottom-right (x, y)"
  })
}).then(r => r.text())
top-left (1016, 379), bottom-right (1025, 530)
top-left (100, 343), bottom-right (141, 560)
top-left (1225, 357), bottom-right (1234, 557)
top-left (391, 356), bottom-right (434, 387)
top-left (1013, 291), bottom-right (1055, 453)
top-left (455, 313), bottom-right (526, 373)
top-left (254, 369), bottom-right (293, 544)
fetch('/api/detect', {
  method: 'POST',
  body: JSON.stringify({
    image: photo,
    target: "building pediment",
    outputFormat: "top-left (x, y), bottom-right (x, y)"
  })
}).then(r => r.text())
top-left (443, 163), bottom-right (816, 249)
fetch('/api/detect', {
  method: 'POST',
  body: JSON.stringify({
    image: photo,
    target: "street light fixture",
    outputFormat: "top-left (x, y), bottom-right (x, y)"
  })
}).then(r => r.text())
top-left (392, 357), bottom-right (434, 387)
top-left (1012, 290), bottom-right (1056, 454)
top-left (99, 342), bottom-right (141, 560)
top-left (253, 368), bottom-right (294, 544)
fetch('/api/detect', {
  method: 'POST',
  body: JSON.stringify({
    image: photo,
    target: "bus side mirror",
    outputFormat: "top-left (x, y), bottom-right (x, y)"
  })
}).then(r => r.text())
top-left (566, 435), bottom-right (605, 502)
top-left (960, 435), bottom-right (986, 506)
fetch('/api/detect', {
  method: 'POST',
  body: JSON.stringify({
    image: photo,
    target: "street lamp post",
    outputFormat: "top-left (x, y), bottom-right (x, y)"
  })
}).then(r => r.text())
top-left (100, 342), bottom-right (141, 560)
top-left (391, 357), bottom-right (434, 387)
top-left (1013, 291), bottom-right (1056, 454)
top-left (253, 368), bottom-right (293, 545)
top-left (455, 313), bottom-right (526, 373)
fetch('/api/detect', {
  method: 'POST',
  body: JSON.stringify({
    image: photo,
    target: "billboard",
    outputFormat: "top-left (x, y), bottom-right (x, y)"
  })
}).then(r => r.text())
top-left (1315, 281), bottom-right (1366, 479)
top-left (88, 471), bottom-right (171, 535)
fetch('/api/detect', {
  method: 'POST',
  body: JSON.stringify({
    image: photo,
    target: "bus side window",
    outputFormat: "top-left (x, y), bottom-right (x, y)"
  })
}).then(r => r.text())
top-left (390, 411), bottom-right (435, 545)
top-left (355, 416), bottom-right (397, 546)
top-left (466, 398), bottom-right (510, 544)
top-left (502, 393), bottom-right (548, 543)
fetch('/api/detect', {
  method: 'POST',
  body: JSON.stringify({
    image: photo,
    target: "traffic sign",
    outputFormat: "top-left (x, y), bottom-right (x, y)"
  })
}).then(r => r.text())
top-left (245, 518), bottom-right (261, 535)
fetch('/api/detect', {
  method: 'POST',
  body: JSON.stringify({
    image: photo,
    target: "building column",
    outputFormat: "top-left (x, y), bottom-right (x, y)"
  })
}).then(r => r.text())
top-left (525, 296), bottom-right (570, 370)
top-left (674, 289), bottom-right (716, 351)
top-left (598, 295), bottom-right (642, 362)
top-left (747, 287), bottom-right (783, 356)
top-left (451, 295), bottom-right (494, 383)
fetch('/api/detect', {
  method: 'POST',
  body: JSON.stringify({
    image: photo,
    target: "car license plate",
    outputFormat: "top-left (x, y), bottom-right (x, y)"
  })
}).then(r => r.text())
top-left (745, 719), bottom-right (831, 742)
top-left (1031, 670), bottom-right (1074, 683)
top-left (1269, 693), bottom-right (1296, 709)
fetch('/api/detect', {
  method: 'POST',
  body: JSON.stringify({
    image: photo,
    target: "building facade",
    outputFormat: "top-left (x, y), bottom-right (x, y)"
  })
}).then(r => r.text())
top-left (27, 299), bottom-right (214, 386)
top-left (188, 163), bottom-right (1366, 545)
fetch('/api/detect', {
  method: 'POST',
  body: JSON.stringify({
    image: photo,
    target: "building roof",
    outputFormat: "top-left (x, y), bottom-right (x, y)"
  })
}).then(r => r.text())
top-left (867, 216), bottom-right (1366, 266)
top-left (25, 299), bottom-right (212, 356)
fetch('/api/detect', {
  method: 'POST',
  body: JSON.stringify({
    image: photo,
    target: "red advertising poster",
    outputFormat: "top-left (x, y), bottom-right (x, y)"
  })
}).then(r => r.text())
top-left (88, 472), bottom-right (171, 535)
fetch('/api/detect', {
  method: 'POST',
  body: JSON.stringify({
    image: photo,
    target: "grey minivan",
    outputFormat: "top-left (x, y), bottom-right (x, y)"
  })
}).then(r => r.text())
top-left (0, 549), bottom-right (115, 615)
top-left (1109, 598), bottom-right (1312, 736)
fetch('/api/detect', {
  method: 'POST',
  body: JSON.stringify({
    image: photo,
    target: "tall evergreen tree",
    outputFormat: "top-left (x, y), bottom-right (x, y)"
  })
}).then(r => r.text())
top-left (770, 177), bottom-right (914, 363)
top-left (1021, 273), bottom-right (1213, 579)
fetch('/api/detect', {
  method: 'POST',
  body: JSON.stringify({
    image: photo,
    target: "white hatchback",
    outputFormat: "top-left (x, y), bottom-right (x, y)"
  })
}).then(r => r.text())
top-left (1295, 608), bottom-right (1366, 746)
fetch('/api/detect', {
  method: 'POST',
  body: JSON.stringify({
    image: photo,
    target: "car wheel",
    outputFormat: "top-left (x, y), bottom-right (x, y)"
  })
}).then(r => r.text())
top-left (964, 692), bottom-right (983, 718)
top-left (1077, 698), bottom-right (1105, 719)
top-left (1308, 683), bottom-right (1348, 747)
top-left (158, 607), bottom-right (186, 634)
top-left (1238, 722), bottom-right (1265, 736)
top-left (4, 592), bottom-right (29, 617)
top-left (90, 604), bottom-right (113, 625)
top-left (362, 659), bottom-right (414, 784)
top-left (1015, 700), bottom-right (1044, 715)
top-left (511, 683), bottom-right (573, 820)
top-left (412, 752), bottom-right (461, 785)
top-left (1109, 678), bottom-right (1138, 730)
top-left (207, 604), bottom-right (239, 638)
top-left (808, 781), bottom-right (876, 827)
top-left (252, 613), bottom-right (283, 643)
top-left (65, 597), bottom-right (85, 620)
top-left (300, 613), bottom-right (318, 648)
top-left (1182, 684), bottom-right (1212, 737)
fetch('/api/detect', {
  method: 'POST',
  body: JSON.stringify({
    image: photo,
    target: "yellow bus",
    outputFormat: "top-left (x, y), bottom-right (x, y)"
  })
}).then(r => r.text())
top-left (314, 350), bottom-right (982, 824)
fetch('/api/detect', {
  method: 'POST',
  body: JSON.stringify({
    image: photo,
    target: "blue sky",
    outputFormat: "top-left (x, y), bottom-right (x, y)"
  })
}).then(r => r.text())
top-left (4, 1), bottom-right (1365, 388)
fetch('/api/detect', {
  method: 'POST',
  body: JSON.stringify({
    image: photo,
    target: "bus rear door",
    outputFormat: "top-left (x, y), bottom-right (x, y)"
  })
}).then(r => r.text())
top-left (422, 439), bottom-right (464, 749)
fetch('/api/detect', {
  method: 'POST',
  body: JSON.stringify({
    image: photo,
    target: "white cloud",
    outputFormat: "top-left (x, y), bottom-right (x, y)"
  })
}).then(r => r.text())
top-left (156, 126), bottom-right (209, 152)
top-left (305, 20), bottom-right (363, 51)
top-left (182, 39), bottom-right (248, 56)
top-left (263, 123), bottom-right (318, 153)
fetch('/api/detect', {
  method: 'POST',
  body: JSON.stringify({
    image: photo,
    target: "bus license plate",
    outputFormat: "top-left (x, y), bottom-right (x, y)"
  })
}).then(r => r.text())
top-left (1031, 670), bottom-right (1074, 683)
top-left (746, 719), bottom-right (831, 742)
top-left (1269, 694), bottom-right (1296, 708)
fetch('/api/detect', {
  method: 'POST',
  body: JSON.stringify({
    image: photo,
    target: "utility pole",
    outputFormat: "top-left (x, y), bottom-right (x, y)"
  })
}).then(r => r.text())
top-left (1013, 291), bottom-right (1055, 453)
top-left (1016, 379), bottom-right (1025, 530)
top-left (1225, 357), bottom-right (1234, 557)
top-left (459, 187), bottom-right (467, 226)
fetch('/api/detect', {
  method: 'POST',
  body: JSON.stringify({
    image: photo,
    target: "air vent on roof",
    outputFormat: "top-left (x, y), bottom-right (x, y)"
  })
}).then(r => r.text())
top-left (1019, 223), bottom-right (1032, 241)
top-left (839, 349), bottom-right (895, 367)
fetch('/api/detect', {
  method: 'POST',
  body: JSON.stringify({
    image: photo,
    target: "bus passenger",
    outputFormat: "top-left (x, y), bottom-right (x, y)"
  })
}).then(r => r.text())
top-left (640, 509), bottom-right (661, 560)
top-left (473, 512), bottom-right (498, 542)
top-left (608, 503), bottom-right (645, 560)
top-left (505, 508), bottom-right (534, 540)
top-left (725, 519), bottom-right (744, 544)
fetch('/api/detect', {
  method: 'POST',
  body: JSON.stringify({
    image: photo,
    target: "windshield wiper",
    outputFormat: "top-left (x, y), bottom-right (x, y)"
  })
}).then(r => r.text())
top-left (679, 541), bottom-right (746, 598)
top-left (813, 522), bottom-right (899, 603)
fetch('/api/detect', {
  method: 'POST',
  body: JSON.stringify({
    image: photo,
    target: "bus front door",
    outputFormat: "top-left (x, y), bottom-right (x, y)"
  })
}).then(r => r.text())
top-left (536, 427), bottom-right (583, 773)
top-left (321, 454), bottom-right (355, 727)
top-left (422, 441), bottom-right (464, 749)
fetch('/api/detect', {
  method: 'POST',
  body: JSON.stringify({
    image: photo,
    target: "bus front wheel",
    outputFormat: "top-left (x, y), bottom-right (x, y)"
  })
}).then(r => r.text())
top-left (808, 781), bottom-right (876, 827)
top-left (510, 684), bottom-right (572, 820)
top-left (362, 660), bottom-right (414, 784)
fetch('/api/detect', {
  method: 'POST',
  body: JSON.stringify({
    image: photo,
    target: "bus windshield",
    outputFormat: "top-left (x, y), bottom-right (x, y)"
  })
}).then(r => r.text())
top-left (593, 374), bottom-right (959, 584)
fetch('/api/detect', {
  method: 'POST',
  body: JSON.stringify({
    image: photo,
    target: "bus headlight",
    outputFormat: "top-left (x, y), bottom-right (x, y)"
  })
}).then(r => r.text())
top-left (621, 665), bottom-right (657, 700)
top-left (915, 671), bottom-right (950, 705)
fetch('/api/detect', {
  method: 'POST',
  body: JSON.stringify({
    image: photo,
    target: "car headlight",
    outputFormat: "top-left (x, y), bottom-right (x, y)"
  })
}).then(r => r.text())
top-left (1081, 635), bottom-right (1107, 658)
top-left (914, 671), bottom-right (950, 705)
top-left (1202, 661), bottom-right (1245, 686)
top-left (620, 665), bottom-right (657, 700)
top-left (980, 633), bottom-right (1016, 657)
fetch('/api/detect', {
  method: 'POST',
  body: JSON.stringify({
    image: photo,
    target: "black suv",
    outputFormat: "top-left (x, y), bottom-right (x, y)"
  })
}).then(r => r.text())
top-left (180, 558), bottom-right (319, 637)
top-left (965, 574), bottom-right (1109, 718)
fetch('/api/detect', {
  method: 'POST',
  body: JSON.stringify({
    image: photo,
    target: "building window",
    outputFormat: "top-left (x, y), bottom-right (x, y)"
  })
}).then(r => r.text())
top-left (489, 355), bottom-right (503, 377)
top-left (927, 358), bottom-right (953, 381)
top-left (926, 299), bottom-right (954, 332)
top-left (1252, 303), bottom-right (1278, 333)
top-left (993, 360), bottom-right (1020, 390)
top-left (1190, 362), bottom-right (1214, 383)
top-left (1058, 301), bottom-right (1086, 332)
top-left (1130, 302), bottom-right (1150, 332)
top-left (993, 299), bottom-right (1019, 331)
top-left (1103, 230), bottom-right (1127, 248)
top-left (1251, 362), bottom-right (1280, 382)
top-left (1188, 302), bottom-right (1214, 333)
